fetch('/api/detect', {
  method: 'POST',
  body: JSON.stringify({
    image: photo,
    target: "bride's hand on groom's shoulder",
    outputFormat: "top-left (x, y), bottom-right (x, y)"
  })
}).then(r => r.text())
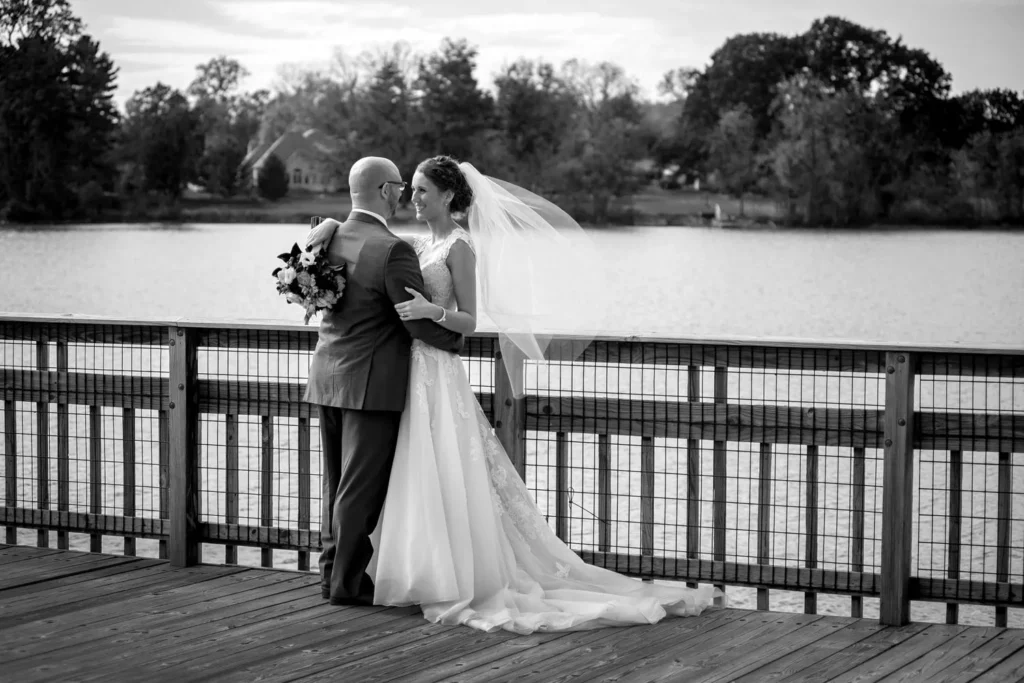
top-left (306, 218), bottom-right (340, 250)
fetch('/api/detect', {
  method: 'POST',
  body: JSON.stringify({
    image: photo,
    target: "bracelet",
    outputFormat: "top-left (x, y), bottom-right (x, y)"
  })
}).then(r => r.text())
top-left (435, 307), bottom-right (447, 324)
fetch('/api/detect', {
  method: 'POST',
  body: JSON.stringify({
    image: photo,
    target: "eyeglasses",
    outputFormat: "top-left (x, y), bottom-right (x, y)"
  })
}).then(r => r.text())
top-left (379, 181), bottom-right (407, 191)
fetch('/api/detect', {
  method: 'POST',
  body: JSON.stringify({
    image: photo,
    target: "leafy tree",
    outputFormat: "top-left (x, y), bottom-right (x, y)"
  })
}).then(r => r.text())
top-left (802, 17), bottom-right (891, 94)
top-left (799, 17), bottom-right (954, 198)
top-left (187, 56), bottom-right (268, 196)
top-left (683, 32), bottom-right (807, 140)
top-left (996, 131), bottom-right (1024, 218)
top-left (493, 60), bottom-right (576, 187)
top-left (658, 67), bottom-right (700, 102)
top-left (642, 67), bottom-right (698, 166)
top-left (953, 89), bottom-right (1024, 141)
top-left (119, 83), bottom-right (201, 199)
top-left (554, 61), bottom-right (646, 222)
top-left (414, 38), bottom-right (494, 161)
top-left (0, 0), bottom-right (118, 220)
top-left (257, 153), bottom-right (289, 200)
top-left (0, 0), bottom-right (82, 46)
top-left (766, 76), bottom-right (882, 225)
top-left (188, 55), bottom-right (250, 102)
top-left (959, 130), bottom-right (1024, 219)
top-left (708, 106), bottom-right (759, 215)
top-left (353, 47), bottom-right (421, 183)
top-left (256, 66), bottom-right (360, 151)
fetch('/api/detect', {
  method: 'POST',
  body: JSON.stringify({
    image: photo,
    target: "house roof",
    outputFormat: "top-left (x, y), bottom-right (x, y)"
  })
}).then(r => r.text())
top-left (243, 128), bottom-right (341, 171)
top-left (240, 140), bottom-right (273, 169)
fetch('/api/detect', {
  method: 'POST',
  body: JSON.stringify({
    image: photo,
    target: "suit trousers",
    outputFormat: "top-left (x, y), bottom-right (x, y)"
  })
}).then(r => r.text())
top-left (317, 405), bottom-right (402, 602)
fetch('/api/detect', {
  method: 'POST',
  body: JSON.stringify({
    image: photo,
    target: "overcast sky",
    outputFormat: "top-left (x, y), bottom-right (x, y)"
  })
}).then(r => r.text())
top-left (69, 0), bottom-right (1023, 106)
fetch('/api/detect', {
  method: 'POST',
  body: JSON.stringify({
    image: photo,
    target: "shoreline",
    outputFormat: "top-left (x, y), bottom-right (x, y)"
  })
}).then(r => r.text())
top-left (2, 189), bottom-right (1021, 230)
top-left (3, 212), bottom-right (1020, 231)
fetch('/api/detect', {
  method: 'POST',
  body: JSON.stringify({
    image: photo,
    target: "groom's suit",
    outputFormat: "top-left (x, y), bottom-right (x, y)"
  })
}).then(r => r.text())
top-left (304, 211), bottom-right (463, 604)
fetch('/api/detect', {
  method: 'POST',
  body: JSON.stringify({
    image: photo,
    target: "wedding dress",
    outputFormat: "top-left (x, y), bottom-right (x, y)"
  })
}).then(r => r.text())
top-left (370, 227), bottom-right (717, 634)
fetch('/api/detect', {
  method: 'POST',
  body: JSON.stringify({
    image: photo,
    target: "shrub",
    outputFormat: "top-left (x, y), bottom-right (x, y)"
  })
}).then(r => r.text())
top-left (257, 154), bottom-right (289, 201)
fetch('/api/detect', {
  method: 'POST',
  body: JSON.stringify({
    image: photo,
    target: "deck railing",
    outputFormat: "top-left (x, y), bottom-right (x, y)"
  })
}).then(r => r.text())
top-left (1, 314), bottom-right (1021, 627)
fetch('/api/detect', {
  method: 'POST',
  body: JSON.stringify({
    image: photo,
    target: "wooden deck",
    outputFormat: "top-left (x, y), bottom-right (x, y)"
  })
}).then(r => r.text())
top-left (2, 545), bottom-right (1023, 683)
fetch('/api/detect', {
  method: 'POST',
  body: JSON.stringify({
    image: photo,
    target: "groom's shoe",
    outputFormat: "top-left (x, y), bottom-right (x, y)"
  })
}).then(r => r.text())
top-left (327, 574), bottom-right (374, 606)
top-left (321, 587), bottom-right (330, 599)
top-left (328, 595), bottom-right (374, 607)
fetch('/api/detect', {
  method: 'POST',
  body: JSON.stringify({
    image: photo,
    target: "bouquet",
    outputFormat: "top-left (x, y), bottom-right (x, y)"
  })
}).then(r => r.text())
top-left (272, 242), bottom-right (346, 324)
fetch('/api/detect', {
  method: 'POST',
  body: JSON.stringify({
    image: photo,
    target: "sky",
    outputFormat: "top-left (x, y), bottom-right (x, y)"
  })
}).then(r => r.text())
top-left (69, 0), bottom-right (1024, 107)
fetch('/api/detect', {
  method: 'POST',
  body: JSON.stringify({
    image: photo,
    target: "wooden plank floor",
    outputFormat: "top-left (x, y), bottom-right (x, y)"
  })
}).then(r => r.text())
top-left (2, 545), bottom-right (1023, 683)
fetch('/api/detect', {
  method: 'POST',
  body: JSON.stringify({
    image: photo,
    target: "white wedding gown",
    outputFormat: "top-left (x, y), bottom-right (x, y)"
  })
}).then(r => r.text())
top-left (370, 228), bottom-right (716, 633)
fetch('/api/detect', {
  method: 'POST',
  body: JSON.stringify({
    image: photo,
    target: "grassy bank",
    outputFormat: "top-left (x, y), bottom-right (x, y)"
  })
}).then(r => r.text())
top-left (127, 188), bottom-right (783, 228)
top-left (9, 187), bottom-right (1019, 229)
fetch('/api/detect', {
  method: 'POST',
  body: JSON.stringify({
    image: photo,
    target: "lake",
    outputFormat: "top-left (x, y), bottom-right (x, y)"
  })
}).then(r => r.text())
top-left (1, 222), bottom-right (1022, 626)
top-left (1, 222), bottom-right (1021, 346)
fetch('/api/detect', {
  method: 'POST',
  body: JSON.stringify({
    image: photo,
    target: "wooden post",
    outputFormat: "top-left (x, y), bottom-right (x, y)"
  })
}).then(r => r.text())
top-left (261, 415), bottom-right (274, 568)
top-left (4, 398), bottom-right (15, 545)
top-left (805, 445), bottom-right (819, 614)
top-left (597, 434), bottom-right (611, 553)
top-left (158, 409), bottom-right (169, 560)
top-left (945, 450), bottom-right (962, 625)
top-left (555, 432), bottom-right (569, 541)
top-left (640, 435), bottom-right (655, 578)
top-left (224, 414), bottom-right (238, 565)
top-left (880, 351), bottom-right (915, 626)
top-left (756, 443), bottom-right (772, 611)
top-left (56, 341), bottom-right (69, 551)
top-left (89, 405), bottom-right (102, 552)
top-left (168, 326), bottom-right (201, 567)
top-left (297, 416), bottom-right (311, 571)
top-left (851, 446), bottom-right (866, 619)
top-left (122, 408), bottom-right (136, 556)
top-left (493, 345), bottom-right (526, 481)
top-left (995, 451), bottom-right (1011, 628)
top-left (685, 365), bottom-right (700, 589)
top-left (712, 366), bottom-right (728, 603)
top-left (36, 340), bottom-right (50, 548)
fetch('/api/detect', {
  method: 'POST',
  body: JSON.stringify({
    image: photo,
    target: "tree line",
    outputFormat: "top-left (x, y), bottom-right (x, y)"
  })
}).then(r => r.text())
top-left (1, 0), bottom-right (1021, 226)
top-left (671, 18), bottom-right (1024, 225)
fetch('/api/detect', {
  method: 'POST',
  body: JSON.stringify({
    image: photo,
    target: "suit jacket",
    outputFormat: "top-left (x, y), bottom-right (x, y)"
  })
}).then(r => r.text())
top-left (303, 212), bottom-right (464, 411)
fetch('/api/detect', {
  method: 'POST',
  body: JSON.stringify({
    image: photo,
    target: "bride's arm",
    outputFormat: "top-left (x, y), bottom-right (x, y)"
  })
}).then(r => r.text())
top-left (393, 239), bottom-right (477, 335)
top-left (439, 240), bottom-right (477, 335)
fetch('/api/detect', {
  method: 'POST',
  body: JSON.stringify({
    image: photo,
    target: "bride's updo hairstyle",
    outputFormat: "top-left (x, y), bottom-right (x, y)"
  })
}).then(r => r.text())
top-left (416, 155), bottom-right (473, 214)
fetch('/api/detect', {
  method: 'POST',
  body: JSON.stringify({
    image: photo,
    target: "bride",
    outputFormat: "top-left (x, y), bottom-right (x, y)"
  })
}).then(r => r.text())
top-left (369, 155), bottom-right (717, 634)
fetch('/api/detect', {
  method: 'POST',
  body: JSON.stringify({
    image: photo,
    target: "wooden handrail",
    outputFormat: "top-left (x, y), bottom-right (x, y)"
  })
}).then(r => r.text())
top-left (1, 311), bottom-right (1020, 355)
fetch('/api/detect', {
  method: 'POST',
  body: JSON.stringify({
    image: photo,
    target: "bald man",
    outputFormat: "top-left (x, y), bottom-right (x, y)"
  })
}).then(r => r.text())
top-left (304, 156), bottom-right (464, 606)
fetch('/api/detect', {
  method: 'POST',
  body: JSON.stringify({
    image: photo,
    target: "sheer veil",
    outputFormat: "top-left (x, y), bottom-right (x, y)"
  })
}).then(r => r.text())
top-left (459, 162), bottom-right (609, 396)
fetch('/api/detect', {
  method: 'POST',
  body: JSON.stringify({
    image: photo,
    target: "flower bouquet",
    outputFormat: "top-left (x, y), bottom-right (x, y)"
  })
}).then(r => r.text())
top-left (272, 243), bottom-right (346, 324)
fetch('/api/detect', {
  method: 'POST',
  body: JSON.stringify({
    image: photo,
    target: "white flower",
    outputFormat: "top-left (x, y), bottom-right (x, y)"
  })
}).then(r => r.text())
top-left (299, 250), bottom-right (317, 267)
top-left (285, 292), bottom-right (303, 305)
top-left (277, 267), bottom-right (297, 285)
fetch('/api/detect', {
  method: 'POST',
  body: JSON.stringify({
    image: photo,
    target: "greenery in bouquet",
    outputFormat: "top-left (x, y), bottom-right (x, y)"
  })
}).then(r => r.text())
top-left (272, 243), bottom-right (346, 324)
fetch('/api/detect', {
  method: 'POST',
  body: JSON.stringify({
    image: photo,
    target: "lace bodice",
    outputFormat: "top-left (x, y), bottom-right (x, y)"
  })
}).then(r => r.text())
top-left (413, 228), bottom-right (474, 311)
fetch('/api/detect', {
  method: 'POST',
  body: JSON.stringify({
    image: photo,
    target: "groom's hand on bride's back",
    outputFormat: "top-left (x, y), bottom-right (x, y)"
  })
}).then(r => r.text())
top-left (384, 240), bottom-right (464, 354)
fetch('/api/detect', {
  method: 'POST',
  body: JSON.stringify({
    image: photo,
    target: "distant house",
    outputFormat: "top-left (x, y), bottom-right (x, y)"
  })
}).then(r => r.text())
top-left (241, 128), bottom-right (344, 193)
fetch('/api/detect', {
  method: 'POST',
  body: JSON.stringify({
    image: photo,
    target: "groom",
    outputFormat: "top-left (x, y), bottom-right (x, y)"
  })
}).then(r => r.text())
top-left (304, 156), bottom-right (463, 605)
